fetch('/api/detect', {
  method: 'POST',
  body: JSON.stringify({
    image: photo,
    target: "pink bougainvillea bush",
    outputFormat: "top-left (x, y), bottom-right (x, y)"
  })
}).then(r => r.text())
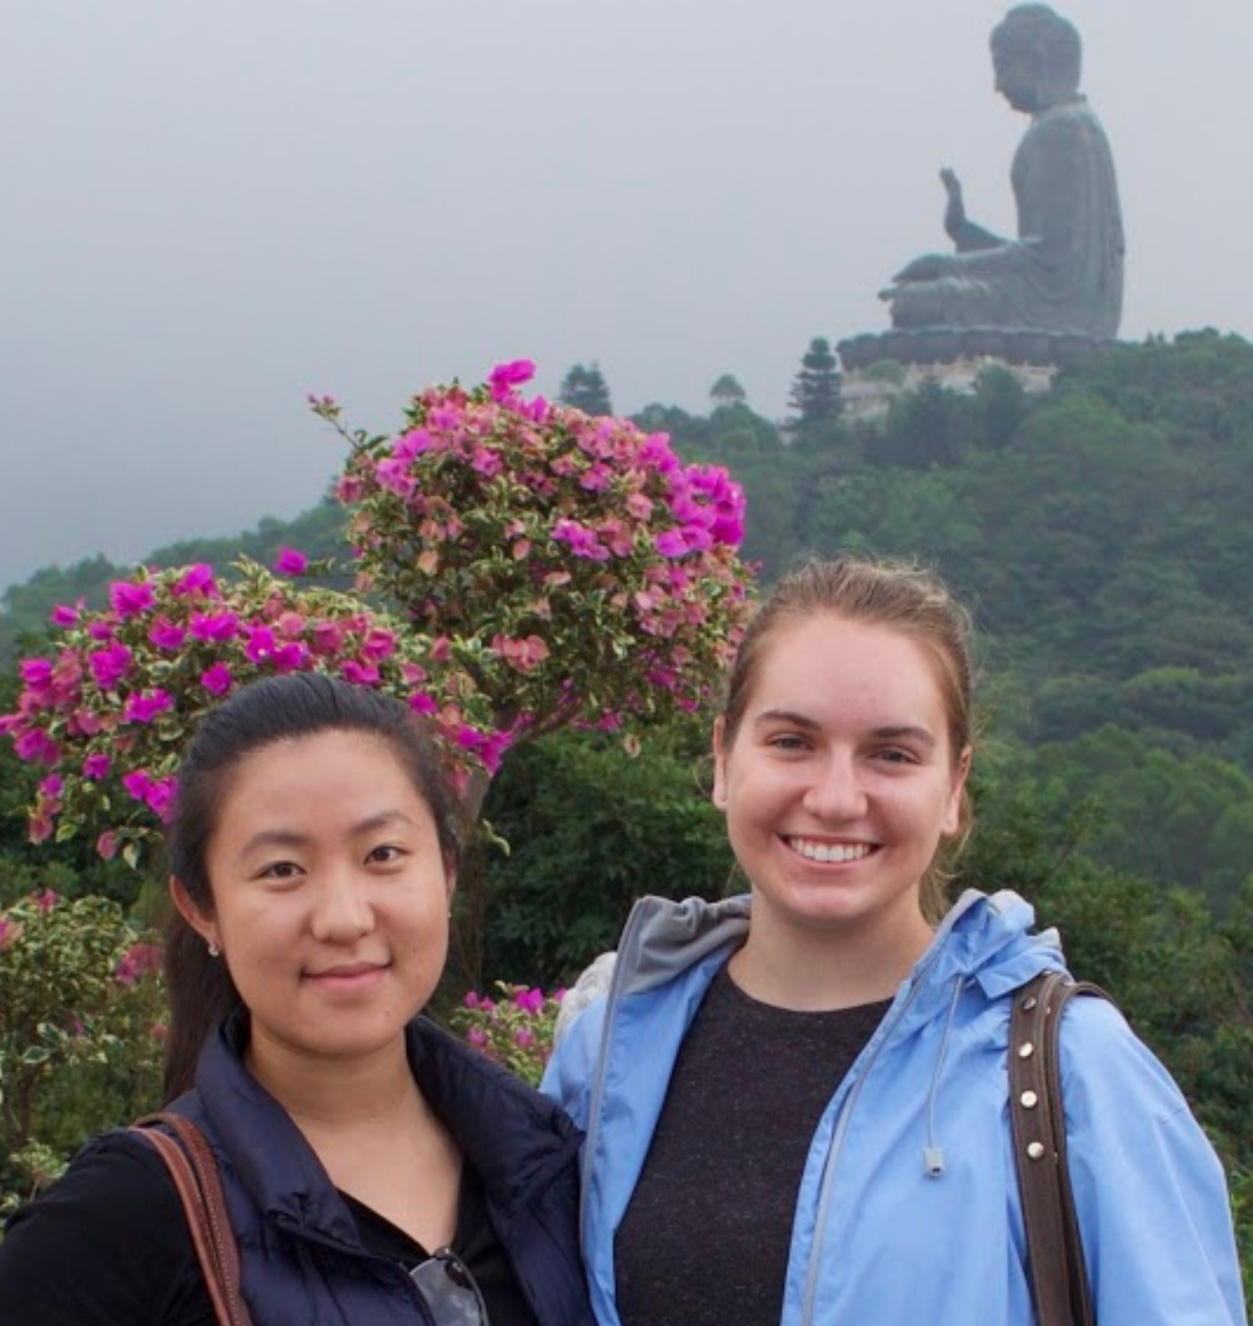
top-left (0, 557), bottom-right (495, 864)
top-left (3, 361), bottom-right (754, 857)
top-left (322, 359), bottom-right (753, 743)
top-left (449, 982), bottom-right (564, 1086)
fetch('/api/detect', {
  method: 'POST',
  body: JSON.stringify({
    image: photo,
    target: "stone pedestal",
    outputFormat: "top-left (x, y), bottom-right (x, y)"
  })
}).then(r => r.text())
top-left (836, 327), bottom-right (1114, 373)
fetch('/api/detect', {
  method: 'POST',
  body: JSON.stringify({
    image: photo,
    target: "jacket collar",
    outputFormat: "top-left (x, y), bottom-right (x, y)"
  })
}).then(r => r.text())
top-left (188, 1010), bottom-right (581, 1243)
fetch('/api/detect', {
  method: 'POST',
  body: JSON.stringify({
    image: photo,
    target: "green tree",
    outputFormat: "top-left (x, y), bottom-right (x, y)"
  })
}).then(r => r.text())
top-left (709, 374), bottom-right (747, 409)
top-left (787, 337), bottom-right (841, 432)
top-left (479, 725), bottom-right (731, 986)
top-left (558, 361), bottom-right (613, 416)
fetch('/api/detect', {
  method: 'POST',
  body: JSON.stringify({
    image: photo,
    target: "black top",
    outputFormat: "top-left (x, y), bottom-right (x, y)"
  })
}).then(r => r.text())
top-left (614, 966), bottom-right (891, 1326)
top-left (0, 1130), bottom-right (537, 1326)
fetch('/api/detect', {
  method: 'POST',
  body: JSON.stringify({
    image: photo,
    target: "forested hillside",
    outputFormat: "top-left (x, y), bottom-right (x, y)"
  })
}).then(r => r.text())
top-left (655, 330), bottom-right (1253, 910)
top-left (4, 331), bottom-right (1253, 911)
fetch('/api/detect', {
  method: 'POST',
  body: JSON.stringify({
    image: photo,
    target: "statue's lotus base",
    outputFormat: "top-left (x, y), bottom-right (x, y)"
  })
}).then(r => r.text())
top-left (836, 327), bottom-right (1115, 372)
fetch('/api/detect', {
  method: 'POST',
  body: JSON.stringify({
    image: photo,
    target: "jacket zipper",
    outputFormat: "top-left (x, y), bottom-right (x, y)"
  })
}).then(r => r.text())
top-left (798, 957), bottom-right (944, 1325)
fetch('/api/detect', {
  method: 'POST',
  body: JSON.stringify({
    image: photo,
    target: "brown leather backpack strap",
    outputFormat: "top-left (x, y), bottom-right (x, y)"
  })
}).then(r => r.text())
top-left (1043, 979), bottom-right (1107, 1326)
top-left (1008, 971), bottom-right (1109, 1326)
top-left (131, 1113), bottom-right (256, 1326)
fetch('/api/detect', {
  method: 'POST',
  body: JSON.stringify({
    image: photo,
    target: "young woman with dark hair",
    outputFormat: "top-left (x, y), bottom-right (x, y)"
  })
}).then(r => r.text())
top-left (0, 672), bottom-right (593, 1326)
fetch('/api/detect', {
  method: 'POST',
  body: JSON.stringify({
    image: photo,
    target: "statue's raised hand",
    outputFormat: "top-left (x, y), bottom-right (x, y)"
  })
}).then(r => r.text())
top-left (941, 168), bottom-right (967, 241)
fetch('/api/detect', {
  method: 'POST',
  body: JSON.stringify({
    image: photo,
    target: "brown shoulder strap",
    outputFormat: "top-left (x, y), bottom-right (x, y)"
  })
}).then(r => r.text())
top-left (1008, 971), bottom-right (1109, 1326)
top-left (131, 1113), bottom-right (256, 1326)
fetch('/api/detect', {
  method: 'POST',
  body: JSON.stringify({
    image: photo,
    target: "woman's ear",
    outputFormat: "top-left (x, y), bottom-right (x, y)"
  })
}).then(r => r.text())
top-left (941, 746), bottom-right (974, 837)
top-left (170, 876), bottom-right (217, 949)
top-left (711, 716), bottom-right (730, 810)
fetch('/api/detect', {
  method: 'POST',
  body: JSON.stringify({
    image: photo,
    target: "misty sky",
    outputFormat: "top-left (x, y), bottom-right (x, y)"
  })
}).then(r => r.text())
top-left (3, 0), bottom-right (1251, 596)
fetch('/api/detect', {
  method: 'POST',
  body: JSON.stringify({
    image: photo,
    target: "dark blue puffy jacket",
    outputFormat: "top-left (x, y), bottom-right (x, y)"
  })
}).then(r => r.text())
top-left (169, 1010), bottom-right (592, 1326)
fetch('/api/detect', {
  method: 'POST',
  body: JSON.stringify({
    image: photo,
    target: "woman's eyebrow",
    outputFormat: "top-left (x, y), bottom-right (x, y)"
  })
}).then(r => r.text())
top-left (238, 810), bottom-right (416, 857)
top-left (753, 708), bottom-right (821, 730)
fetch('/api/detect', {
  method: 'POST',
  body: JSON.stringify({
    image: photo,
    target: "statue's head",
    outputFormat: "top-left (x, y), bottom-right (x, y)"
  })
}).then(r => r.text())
top-left (990, 5), bottom-right (1082, 113)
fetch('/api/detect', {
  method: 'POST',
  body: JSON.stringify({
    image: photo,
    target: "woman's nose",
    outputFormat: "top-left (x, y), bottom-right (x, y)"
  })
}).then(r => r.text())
top-left (309, 871), bottom-right (374, 942)
top-left (802, 753), bottom-right (868, 820)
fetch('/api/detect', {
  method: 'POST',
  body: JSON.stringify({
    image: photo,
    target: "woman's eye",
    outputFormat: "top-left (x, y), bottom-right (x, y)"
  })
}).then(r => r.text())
top-left (768, 733), bottom-right (807, 752)
top-left (876, 748), bottom-right (917, 765)
top-left (367, 843), bottom-right (406, 865)
top-left (260, 861), bottom-right (303, 881)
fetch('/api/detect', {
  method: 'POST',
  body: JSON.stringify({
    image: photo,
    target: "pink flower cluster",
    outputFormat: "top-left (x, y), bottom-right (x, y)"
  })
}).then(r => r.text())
top-left (115, 940), bottom-right (163, 987)
top-left (1, 558), bottom-right (499, 856)
top-left (452, 982), bottom-right (566, 1084)
top-left (331, 361), bottom-right (754, 737)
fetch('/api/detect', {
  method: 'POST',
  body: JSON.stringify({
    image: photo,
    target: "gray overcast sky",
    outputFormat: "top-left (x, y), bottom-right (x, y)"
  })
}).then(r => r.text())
top-left (3, 1), bottom-right (1250, 595)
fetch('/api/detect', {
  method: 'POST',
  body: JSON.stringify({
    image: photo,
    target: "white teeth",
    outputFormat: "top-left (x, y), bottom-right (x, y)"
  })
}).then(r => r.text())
top-left (790, 838), bottom-right (871, 864)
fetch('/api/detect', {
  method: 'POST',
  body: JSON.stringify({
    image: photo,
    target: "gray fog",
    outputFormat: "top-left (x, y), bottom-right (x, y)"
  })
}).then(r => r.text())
top-left (3, 0), bottom-right (1250, 595)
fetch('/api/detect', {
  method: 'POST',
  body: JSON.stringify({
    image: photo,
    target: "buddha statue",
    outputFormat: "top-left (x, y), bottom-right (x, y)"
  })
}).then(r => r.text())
top-left (880, 5), bottom-right (1124, 340)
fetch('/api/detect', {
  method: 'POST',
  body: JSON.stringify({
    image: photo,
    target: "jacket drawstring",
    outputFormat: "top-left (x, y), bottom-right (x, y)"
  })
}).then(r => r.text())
top-left (923, 975), bottom-right (966, 1177)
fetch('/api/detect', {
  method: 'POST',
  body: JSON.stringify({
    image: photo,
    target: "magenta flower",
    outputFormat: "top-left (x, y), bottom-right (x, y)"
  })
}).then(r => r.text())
top-left (488, 359), bottom-right (536, 401)
top-left (115, 941), bottom-right (163, 986)
top-left (148, 618), bottom-right (187, 651)
top-left (311, 620), bottom-right (346, 654)
top-left (172, 564), bottom-right (219, 598)
top-left (89, 643), bottom-right (133, 688)
top-left (87, 620), bottom-right (116, 642)
top-left (201, 663), bottom-right (234, 696)
top-left (471, 447), bottom-right (503, 478)
top-left (394, 428), bottom-right (436, 460)
top-left (189, 611), bottom-right (240, 642)
top-left (463, 991), bottom-right (482, 1009)
top-left (360, 627), bottom-right (397, 662)
top-left (16, 728), bottom-right (61, 765)
top-left (408, 692), bottom-right (438, 717)
top-left (109, 581), bottom-right (155, 618)
top-left (83, 753), bottom-right (112, 780)
top-left (513, 987), bottom-right (545, 1014)
top-left (270, 642), bottom-right (309, 673)
top-left (655, 529), bottom-right (688, 558)
top-left (275, 547), bottom-right (308, 577)
top-left (521, 394), bottom-right (551, 424)
top-left (145, 777), bottom-right (178, 823)
top-left (122, 770), bottom-right (154, 802)
top-left (342, 659), bottom-right (381, 686)
top-left (19, 658), bottom-right (53, 689)
top-left (34, 888), bottom-right (58, 915)
top-left (514, 1027), bottom-right (536, 1049)
top-left (73, 707), bottom-right (104, 736)
top-left (49, 603), bottom-right (80, 627)
top-left (96, 830), bottom-right (119, 860)
top-left (376, 456), bottom-right (417, 498)
top-left (552, 519), bottom-right (610, 562)
top-left (124, 689), bottom-right (174, 724)
top-left (245, 626), bottom-right (278, 663)
top-left (38, 775), bottom-right (64, 798)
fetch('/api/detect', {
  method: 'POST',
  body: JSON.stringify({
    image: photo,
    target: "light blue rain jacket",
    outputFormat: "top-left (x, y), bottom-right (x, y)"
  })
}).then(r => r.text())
top-left (543, 889), bottom-right (1246, 1325)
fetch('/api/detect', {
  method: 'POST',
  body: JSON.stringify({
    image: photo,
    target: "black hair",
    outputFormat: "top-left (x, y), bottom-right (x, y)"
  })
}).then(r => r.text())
top-left (162, 672), bottom-right (466, 1099)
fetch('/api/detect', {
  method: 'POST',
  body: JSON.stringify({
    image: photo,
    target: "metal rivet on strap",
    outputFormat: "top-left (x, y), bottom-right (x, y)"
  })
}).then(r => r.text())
top-left (1017, 1041), bottom-right (1035, 1059)
top-left (1020, 995), bottom-right (1038, 1012)
top-left (1020, 1090), bottom-right (1038, 1109)
top-left (1027, 1142), bottom-right (1046, 1161)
